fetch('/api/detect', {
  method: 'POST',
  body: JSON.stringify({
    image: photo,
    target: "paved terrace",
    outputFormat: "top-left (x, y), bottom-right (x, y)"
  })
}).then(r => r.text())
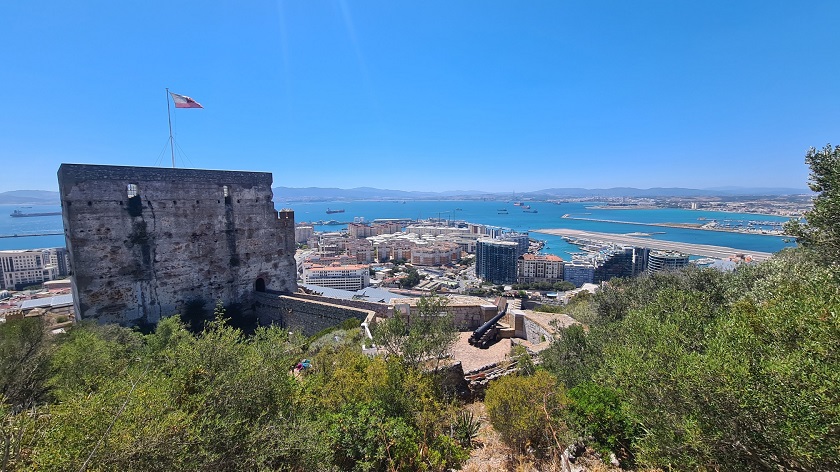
top-left (533, 228), bottom-right (775, 262)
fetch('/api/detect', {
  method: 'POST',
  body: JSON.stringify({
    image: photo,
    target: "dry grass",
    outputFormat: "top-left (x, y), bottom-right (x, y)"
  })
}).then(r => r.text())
top-left (457, 401), bottom-right (629, 472)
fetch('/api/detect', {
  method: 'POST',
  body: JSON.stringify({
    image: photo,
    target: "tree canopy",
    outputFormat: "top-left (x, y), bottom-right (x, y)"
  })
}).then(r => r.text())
top-left (1, 313), bottom-right (468, 471)
top-left (784, 143), bottom-right (840, 267)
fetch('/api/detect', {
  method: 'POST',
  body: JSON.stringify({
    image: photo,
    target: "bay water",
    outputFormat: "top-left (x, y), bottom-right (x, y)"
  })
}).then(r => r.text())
top-left (0, 201), bottom-right (796, 258)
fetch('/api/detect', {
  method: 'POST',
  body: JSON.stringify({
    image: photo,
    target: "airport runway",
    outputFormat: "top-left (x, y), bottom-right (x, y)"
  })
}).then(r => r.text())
top-left (532, 228), bottom-right (775, 262)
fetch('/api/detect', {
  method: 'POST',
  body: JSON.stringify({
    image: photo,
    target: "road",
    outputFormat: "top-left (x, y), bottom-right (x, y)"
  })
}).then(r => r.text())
top-left (532, 228), bottom-right (775, 262)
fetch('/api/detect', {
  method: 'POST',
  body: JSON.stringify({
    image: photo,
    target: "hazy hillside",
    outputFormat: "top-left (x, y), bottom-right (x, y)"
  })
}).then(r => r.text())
top-left (0, 187), bottom-right (809, 205)
top-left (273, 186), bottom-right (489, 201)
top-left (272, 186), bottom-right (810, 201)
top-left (0, 190), bottom-right (60, 204)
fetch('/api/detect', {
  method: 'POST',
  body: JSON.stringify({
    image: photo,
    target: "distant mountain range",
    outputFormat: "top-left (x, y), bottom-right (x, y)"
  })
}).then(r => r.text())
top-left (0, 190), bottom-right (60, 205)
top-left (529, 187), bottom-right (811, 198)
top-left (0, 186), bottom-right (811, 205)
top-left (273, 186), bottom-right (811, 201)
top-left (273, 186), bottom-right (490, 201)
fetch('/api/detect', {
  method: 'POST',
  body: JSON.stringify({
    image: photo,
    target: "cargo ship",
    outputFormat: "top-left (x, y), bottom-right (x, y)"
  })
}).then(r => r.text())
top-left (10, 210), bottom-right (62, 218)
top-left (326, 208), bottom-right (345, 214)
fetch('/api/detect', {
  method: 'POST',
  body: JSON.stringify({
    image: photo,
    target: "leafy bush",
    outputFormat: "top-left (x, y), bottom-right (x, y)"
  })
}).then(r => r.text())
top-left (541, 324), bottom-right (600, 389)
top-left (485, 371), bottom-right (568, 455)
top-left (565, 382), bottom-right (634, 464)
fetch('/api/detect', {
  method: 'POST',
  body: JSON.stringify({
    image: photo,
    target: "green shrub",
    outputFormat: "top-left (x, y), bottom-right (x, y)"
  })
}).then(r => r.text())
top-left (485, 371), bottom-right (568, 455)
top-left (566, 382), bottom-right (634, 464)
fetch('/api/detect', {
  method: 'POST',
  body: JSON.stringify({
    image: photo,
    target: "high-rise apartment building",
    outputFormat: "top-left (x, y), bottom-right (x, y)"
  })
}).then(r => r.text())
top-left (499, 231), bottom-right (529, 256)
top-left (294, 225), bottom-right (314, 244)
top-left (563, 261), bottom-right (595, 287)
top-left (593, 246), bottom-right (650, 282)
top-left (647, 251), bottom-right (689, 274)
top-left (476, 239), bottom-right (518, 284)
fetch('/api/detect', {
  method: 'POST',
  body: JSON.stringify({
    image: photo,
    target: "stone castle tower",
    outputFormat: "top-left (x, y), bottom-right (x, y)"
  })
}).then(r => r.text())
top-left (58, 164), bottom-right (297, 325)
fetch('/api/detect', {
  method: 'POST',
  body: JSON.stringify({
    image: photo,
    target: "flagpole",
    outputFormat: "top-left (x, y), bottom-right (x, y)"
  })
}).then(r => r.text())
top-left (165, 87), bottom-right (175, 168)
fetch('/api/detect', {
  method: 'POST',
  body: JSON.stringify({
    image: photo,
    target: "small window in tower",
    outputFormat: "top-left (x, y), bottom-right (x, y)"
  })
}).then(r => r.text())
top-left (126, 183), bottom-right (142, 217)
top-left (223, 185), bottom-right (232, 204)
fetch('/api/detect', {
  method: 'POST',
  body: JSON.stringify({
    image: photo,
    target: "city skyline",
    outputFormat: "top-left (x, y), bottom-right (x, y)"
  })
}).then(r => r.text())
top-left (2, 1), bottom-right (839, 193)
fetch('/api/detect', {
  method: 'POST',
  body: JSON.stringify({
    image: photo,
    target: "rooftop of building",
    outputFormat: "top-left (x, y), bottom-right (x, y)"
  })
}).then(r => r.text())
top-left (564, 261), bottom-right (595, 268)
top-left (19, 294), bottom-right (74, 310)
top-left (300, 284), bottom-right (407, 303)
top-left (477, 239), bottom-right (518, 246)
top-left (520, 253), bottom-right (563, 262)
top-left (0, 249), bottom-right (47, 255)
top-left (304, 263), bottom-right (369, 271)
top-left (650, 250), bottom-right (690, 258)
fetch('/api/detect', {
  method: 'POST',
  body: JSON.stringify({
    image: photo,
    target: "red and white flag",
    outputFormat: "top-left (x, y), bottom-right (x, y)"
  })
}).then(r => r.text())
top-left (170, 92), bottom-right (203, 108)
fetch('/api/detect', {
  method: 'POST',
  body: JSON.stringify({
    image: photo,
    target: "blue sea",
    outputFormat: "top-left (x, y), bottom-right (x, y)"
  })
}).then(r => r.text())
top-left (0, 201), bottom-right (796, 257)
top-left (288, 200), bottom-right (795, 257)
top-left (0, 204), bottom-right (66, 250)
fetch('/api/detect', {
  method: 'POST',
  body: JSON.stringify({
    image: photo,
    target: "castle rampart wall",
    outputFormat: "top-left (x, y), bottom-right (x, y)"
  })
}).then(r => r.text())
top-left (58, 164), bottom-right (297, 325)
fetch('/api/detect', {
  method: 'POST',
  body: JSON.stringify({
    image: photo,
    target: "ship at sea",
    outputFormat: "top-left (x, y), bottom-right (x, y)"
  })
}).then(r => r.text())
top-left (326, 208), bottom-right (345, 214)
top-left (10, 210), bottom-right (62, 218)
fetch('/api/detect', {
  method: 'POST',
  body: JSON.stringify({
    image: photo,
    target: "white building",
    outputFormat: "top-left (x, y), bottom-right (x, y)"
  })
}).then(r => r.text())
top-left (647, 251), bottom-right (690, 274)
top-left (294, 225), bottom-right (314, 244)
top-left (410, 242), bottom-right (461, 266)
top-left (405, 225), bottom-right (471, 237)
top-left (345, 239), bottom-right (374, 263)
top-left (518, 253), bottom-right (564, 284)
top-left (302, 263), bottom-right (371, 291)
top-left (0, 249), bottom-right (66, 290)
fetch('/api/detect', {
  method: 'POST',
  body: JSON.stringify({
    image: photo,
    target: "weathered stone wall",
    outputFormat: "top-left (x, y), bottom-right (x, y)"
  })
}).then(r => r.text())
top-left (254, 293), bottom-right (374, 336)
top-left (523, 317), bottom-right (553, 344)
top-left (391, 301), bottom-right (497, 330)
top-left (287, 292), bottom-right (391, 317)
top-left (58, 164), bottom-right (297, 325)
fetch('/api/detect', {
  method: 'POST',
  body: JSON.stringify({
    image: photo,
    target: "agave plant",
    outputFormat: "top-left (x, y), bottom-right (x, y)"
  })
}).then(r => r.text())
top-left (453, 410), bottom-right (481, 448)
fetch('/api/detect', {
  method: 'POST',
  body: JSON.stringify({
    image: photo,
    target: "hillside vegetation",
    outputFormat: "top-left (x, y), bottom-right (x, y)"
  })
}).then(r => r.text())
top-left (1, 145), bottom-right (838, 471)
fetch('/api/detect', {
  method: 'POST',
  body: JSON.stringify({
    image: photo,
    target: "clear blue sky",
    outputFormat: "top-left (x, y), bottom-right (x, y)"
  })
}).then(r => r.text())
top-left (2, 1), bottom-right (838, 193)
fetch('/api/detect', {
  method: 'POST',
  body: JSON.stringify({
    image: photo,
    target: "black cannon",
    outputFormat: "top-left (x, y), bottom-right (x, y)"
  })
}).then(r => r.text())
top-left (468, 307), bottom-right (507, 349)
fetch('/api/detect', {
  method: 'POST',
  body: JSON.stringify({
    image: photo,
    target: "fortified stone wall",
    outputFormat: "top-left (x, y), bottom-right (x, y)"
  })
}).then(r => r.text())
top-left (287, 292), bottom-right (392, 317)
top-left (391, 300), bottom-right (497, 331)
top-left (58, 164), bottom-right (297, 325)
top-left (513, 310), bottom-right (556, 344)
top-left (254, 293), bottom-right (374, 336)
top-left (522, 317), bottom-right (553, 344)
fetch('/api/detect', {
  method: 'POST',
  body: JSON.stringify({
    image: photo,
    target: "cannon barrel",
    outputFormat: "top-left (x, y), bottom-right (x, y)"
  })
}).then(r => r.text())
top-left (469, 307), bottom-right (507, 344)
